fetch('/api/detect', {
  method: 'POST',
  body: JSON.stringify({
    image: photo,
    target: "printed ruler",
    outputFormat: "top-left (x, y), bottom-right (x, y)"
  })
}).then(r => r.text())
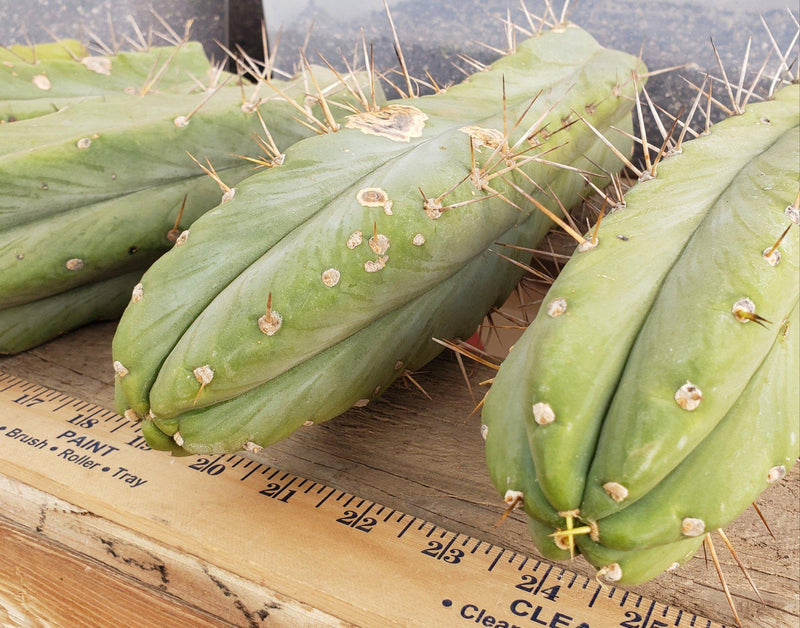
top-left (0, 371), bottom-right (726, 628)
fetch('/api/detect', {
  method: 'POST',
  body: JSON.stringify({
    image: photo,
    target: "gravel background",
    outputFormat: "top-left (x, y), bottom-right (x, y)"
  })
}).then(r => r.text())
top-left (2, 0), bottom-right (796, 115)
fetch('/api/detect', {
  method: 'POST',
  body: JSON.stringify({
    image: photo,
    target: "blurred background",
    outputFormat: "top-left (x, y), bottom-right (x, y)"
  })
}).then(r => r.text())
top-left (0, 0), bottom-right (797, 138)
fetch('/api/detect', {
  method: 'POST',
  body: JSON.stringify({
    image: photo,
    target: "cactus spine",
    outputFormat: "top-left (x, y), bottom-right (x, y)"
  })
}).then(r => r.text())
top-left (111, 23), bottom-right (645, 454)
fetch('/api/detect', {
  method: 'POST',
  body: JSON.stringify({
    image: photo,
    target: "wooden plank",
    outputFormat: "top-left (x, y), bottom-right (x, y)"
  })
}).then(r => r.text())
top-left (0, 320), bottom-right (798, 627)
top-left (0, 476), bottom-right (347, 627)
top-left (0, 519), bottom-right (230, 627)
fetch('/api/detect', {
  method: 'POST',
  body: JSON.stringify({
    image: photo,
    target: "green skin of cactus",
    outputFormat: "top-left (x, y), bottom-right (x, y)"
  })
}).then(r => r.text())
top-left (0, 66), bottom-right (377, 354)
top-left (1, 41), bottom-right (221, 122)
top-left (482, 85), bottom-right (799, 583)
top-left (0, 271), bottom-right (140, 354)
top-left (129, 128), bottom-right (628, 454)
top-left (0, 40), bottom-right (86, 63)
top-left (527, 515), bottom-right (705, 583)
top-left (565, 302), bottom-right (797, 584)
top-left (111, 25), bottom-right (644, 446)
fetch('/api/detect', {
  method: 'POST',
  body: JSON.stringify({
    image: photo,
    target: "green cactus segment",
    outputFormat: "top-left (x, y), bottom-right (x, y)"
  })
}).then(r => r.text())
top-left (141, 418), bottom-right (189, 456)
top-left (594, 302), bottom-right (799, 550)
top-left (0, 64), bottom-right (376, 352)
top-left (1, 84), bottom-right (287, 229)
top-left (1, 160), bottom-right (253, 309)
top-left (575, 534), bottom-right (705, 586)
top-left (0, 271), bottom-right (140, 354)
top-left (491, 86), bottom-right (799, 516)
top-left (112, 25), bottom-right (644, 424)
top-left (131, 127), bottom-right (629, 458)
top-left (581, 120), bottom-right (800, 521)
top-left (1, 41), bottom-right (220, 121)
top-left (481, 84), bottom-right (799, 580)
top-left (1, 40), bottom-right (86, 63)
top-left (482, 292), bottom-right (562, 529)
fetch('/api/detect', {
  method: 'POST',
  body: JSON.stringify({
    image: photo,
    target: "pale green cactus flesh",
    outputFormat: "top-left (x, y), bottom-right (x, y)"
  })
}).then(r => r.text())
top-left (594, 302), bottom-right (799, 551)
top-left (1, 40), bottom-right (219, 122)
top-left (130, 133), bottom-right (618, 455)
top-left (0, 61), bottom-right (377, 353)
top-left (111, 24), bottom-right (645, 452)
top-left (0, 271), bottom-right (140, 354)
top-left (482, 84), bottom-right (799, 584)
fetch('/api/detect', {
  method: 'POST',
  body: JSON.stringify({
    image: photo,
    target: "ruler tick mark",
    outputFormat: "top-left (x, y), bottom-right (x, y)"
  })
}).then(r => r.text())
top-left (533, 564), bottom-right (553, 595)
top-left (397, 517), bottom-right (416, 539)
top-left (487, 548), bottom-right (505, 572)
top-left (315, 488), bottom-right (336, 509)
top-left (240, 466), bottom-right (261, 482)
top-left (588, 584), bottom-right (601, 607)
top-left (109, 421), bottom-right (129, 434)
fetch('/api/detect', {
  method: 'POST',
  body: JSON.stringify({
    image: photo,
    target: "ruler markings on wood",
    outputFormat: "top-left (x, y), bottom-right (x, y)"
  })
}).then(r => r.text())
top-left (0, 371), bottom-right (728, 628)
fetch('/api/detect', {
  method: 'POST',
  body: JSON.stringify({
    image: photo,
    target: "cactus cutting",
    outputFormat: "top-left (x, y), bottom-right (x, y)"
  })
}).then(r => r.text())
top-left (111, 16), bottom-right (645, 454)
top-left (0, 24), bottom-right (380, 354)
top-left (481, 32), bottom-right (799, 606)
top-left (1, 2), bottom-right (798, 626)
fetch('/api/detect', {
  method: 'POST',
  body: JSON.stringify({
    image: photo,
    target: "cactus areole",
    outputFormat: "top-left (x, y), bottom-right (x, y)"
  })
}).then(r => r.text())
top-left (482, 84), bottom-right (800, 584)
top-left (111, 24), bottom-right (646, 455)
